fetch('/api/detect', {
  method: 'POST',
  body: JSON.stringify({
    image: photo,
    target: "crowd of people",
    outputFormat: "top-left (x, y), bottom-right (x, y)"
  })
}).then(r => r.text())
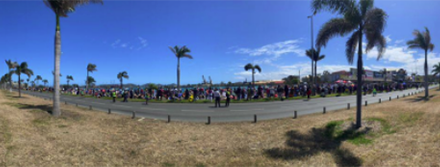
top-left (28, 82), bottom-right (423, 104)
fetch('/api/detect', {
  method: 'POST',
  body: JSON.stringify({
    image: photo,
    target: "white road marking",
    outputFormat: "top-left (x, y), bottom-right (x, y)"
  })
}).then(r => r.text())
top-left (230, 109), bottom-right (265, 111)
top-left (182, 110), bottom-right (214, 112)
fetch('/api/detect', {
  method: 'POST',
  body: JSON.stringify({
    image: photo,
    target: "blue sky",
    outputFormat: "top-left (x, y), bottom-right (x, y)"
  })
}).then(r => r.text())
top-left (1, 0), bottom-right (440, 86)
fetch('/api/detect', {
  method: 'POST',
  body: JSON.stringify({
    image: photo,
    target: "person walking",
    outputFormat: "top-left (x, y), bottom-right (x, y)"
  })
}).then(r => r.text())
top-left (145, 89), bottom-right (150, 105)
top-left (214, 88), bottom-right (221, 108)
top-left (112, 90), bottom-right (116, 103)
top-left (225, 88), bottom-right (231, 107)
top-left (306, 87), bottom-right (311, 100)
top-left (123, 90), bottom-right (128, 102)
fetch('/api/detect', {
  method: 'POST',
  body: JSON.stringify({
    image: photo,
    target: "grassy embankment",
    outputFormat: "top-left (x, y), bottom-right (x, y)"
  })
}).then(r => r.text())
top-left (1, 89), bottom-right (439, 166)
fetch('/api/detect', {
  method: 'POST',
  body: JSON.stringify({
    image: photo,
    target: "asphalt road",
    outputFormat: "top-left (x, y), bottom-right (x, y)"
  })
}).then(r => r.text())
top-left (20, 85), bottom-right (437, 123)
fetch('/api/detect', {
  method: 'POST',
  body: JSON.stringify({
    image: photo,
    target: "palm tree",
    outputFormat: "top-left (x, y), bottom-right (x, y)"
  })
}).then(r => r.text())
top-left (87, 63), bottom-right (97, 89)
top-left (117, 71), bottom-right (129, 88)
top-left (0, 73), bottom-right (12, 89)
top-left (407, 27), bottom-right (435, 99)
top-left (432, 62), bottom-right (440, 89)
top-left (244, 63), bottom-right (262, 87)
top-left (312, 0), bottom-right (388, 128)
top-left (169, 45), bottom-right (193, 91)
top-left (5, 59), bottom-right (17, 90)
top-left (44, 0), bottom-right (103, 117)
top-left (26, 78), bottom-right (30, 87)
top-left (86, 76), bottom-right (96, 87)
top-left (52, 71), bottom-right (62, 77)
top-left (66, 75), bottom-right (74, 87)
top-left (306, 48), bottom-right (326, 86)
top-left (43, 79), bottom-right (49, 87)
top-left (35, 75), bottom-right (42, 86)
top-left (10, 62), bottom-right (34, 97)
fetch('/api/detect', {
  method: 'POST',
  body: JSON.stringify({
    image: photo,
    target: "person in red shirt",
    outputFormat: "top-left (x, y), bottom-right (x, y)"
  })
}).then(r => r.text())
top-left (307, 87), bottom-right (312, 100)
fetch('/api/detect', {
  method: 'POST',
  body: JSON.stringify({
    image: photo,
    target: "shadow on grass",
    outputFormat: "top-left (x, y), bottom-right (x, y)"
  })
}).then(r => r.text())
top-left (5, 94), bottom-right (28, 99)
top-left (404, 95), bottom-right (436, 103)
top-left (264, 123), bottom-right (363, 167)
top-left (16, 103), bottom-right (53, 115)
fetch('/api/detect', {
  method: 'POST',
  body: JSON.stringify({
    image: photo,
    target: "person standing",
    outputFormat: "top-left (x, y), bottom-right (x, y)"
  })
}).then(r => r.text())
top-left (307, 87), bottom-right (311, 100)
top-left (123, 90), bottom-right (128, 102)
top-left (145, 89), bottom-right (149, 105)
top-left (225, 88), bottom-right (231, 107)
top-left (112, 90), bottom-right (116, 103)
top-left (214, 88), bottom-right (221, 108)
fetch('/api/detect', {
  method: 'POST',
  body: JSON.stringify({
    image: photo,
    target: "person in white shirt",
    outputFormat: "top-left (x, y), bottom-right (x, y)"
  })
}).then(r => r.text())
top-left (213, 89), bottom-right (221, 108)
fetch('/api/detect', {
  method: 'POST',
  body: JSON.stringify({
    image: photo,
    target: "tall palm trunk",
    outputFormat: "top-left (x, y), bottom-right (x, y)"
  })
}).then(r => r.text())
top-left (53, 14), bottom-right (61, 117)
top-left (356, 26), bottom-right (363, 129)
top-left (315, 61), bottom-right (318, 85)
top-left (252, 69), bottom-right (255, 87)
top-left (87, 72), bottom-right (89, 90)
top-left (424, 49), bottom-right (429, 98)
top-left (18, 74), bottom-right (21, 97)
top-left (311, 60), bottom-right (314, 94)
top-left (9, 69), bottom-right (12, 91)
top-left (120, 78), bottom-right (123, 89)
top-left (177, 57), bottom-right (180, 91)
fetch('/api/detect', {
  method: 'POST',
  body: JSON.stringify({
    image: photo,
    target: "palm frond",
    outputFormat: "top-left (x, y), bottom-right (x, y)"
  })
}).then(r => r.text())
top-left (182, 54), bottom-right (193, 59)
top-left (169, 46), bottom-right (177, 56)
top-left (365, 33), bottom-right (386, 60)
top-left (311, 0), bottom-right (355, 15)
top-left (87, 63), bottom-right (97, 72)
top-left (254, 65), bottom-right (262, 73)
top-left (415, 30), bottom-right (427, 49)
top-left (244, 63), bottom-right (253, 71)
top-left (359, 0), bottom-right (374, 16)
top-left (407, 44), bottom-right (423, 50)
top-left (44, 0), bottom-right (103, 17)
top-left (316, 18), bottom-right (356, 48)
top-left (345, 30), bottom-right (360, 64)
top-left (23, 69), bottom-right (34, 78)
top-left (305, 49), bottom-right (314, 60)
top-left (5, 59), bottom-right (18, 69)
top-left (424, 27), bottom-right (431, 46)
top-left (317, 55), bottom-right (325, 61)
top-left (364, 8), bottom-right (387, 37)
top-left (429, 43), bottom-right (435, 52)
top-left (432, 63), bottom-right (440, 74)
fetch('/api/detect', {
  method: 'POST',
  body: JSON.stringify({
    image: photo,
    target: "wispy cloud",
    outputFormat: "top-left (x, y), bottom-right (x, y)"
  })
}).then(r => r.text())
top-left (109, 38), bottom-right (148, 51)
top-left (232, 39), bottom-right (305, 65)
top-left (394, 39), bottom-right (404, 44)
top-left (137, 37), bottom-right (148, 50)
top-left (111, 39), bottom-right (121, 48)
top-left (234, 40), bottom-right (304, 57)
top-left (366, 36), bottom-right (440, 75)
top-left (385, 35), bottom-right (392, 43)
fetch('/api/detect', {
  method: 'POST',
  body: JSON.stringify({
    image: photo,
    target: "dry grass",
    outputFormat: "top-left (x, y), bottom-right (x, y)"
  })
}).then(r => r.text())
top-left (0, 89), bottom-right (439, 166)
